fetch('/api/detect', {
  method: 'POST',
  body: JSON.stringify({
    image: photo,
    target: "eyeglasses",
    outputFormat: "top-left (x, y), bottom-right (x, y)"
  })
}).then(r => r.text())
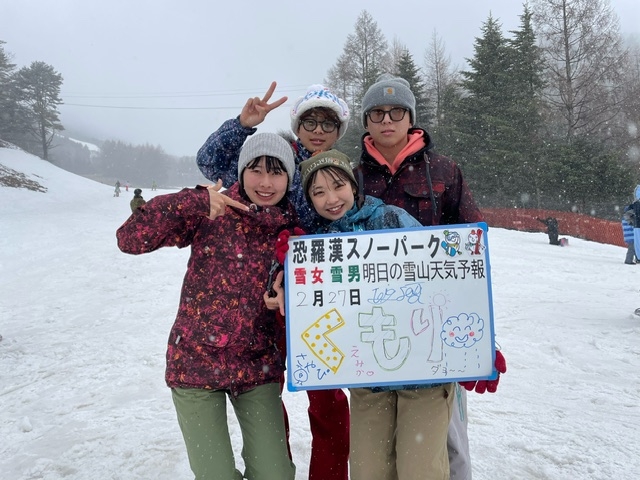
top-left (366, 107), bottom-right (408, 123)
top-left (299, 118), bottom-right (339, 133)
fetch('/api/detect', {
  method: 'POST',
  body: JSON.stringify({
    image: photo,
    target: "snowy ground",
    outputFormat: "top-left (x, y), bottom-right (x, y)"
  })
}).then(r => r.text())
top-left (1, 147), bottom-right (639, 479)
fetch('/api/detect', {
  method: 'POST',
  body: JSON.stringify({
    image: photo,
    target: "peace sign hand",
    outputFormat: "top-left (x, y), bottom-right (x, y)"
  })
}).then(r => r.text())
top-left (206, 179), bottom-right (249, 220)
top-left (238, 81), bottom-right (288, 128)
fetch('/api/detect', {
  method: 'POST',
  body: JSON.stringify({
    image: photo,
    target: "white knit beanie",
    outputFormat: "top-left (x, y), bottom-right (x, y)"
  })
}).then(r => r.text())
top-left (290, 84), bottom-right (350, 140)
top-left (238, 133), bottom-right (295, 186)
top-left (361, 73), bottom-right (416, 128)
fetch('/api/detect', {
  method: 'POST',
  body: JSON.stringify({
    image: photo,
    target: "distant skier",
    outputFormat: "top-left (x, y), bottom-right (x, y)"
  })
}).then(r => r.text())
top-left (151, 180), bottom-right (157, 191)
top-left (130, 188), bottom-right (146, 212)
top-left (537, 216), bottom-right (560, 245)
top-left (114, 180), bottom-right (121, 198)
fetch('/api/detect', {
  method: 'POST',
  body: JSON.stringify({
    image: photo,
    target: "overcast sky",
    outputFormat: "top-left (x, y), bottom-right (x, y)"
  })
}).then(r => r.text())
top-left (2, 0), bottom-right (639, 157)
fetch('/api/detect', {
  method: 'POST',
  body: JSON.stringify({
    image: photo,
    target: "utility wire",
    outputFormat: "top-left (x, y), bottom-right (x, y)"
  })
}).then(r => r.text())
top-left (63, 103), bottom-right (246, 110)
top-left (62, 103), bottom-right (294, 110)
top-left (60, 83), bottom-right (308, 110)
top-left (61, 84), bottom-right (311, 99)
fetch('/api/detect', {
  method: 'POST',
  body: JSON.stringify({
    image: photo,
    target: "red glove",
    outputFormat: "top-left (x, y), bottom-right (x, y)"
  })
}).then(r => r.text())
top-left (460, 350), bottom-right (507, 394)
top-left (275, 227), bottom-right (305, 264)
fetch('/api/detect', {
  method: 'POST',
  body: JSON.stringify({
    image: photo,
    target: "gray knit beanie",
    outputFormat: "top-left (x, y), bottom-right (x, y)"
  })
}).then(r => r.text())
top-left (361, 73), bottom-right (416, 128)
top-left (238, 133), bottom-right (295, 187)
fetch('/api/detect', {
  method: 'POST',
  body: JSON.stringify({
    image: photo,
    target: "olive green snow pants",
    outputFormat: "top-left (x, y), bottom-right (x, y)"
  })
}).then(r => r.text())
top-left (349, 384), bottom-right (455, 480)
top-left (172, 383), bottom-right (295, 480)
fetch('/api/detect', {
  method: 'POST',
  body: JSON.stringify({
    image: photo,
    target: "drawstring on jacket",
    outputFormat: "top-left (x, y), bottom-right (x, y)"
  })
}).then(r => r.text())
top-left (424, 152), bottom-right (438, 225)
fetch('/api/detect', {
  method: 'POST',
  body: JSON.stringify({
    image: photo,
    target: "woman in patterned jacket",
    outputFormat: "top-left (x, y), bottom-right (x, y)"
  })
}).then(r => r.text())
top-left (117, 133), bottom-right (297, 480)
top-left (196, 82), bottom-right (351, 480)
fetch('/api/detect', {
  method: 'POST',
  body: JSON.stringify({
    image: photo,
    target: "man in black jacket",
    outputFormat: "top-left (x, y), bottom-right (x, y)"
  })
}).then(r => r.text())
top-left (537, 217), bottom-right (560, 245)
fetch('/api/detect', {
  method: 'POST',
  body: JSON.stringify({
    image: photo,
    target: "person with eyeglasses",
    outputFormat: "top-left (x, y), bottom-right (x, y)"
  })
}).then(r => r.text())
top-left (351, 73), bottom-right (507, 480)
top-left (197, 82), bottom-right (349, 233)
top-left (195, 82), bottom-right (351, 480)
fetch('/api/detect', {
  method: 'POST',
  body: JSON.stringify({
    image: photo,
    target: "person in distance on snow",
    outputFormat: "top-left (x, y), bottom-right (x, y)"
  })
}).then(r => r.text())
top-left (196, 81), bottom-right (350, 480)
top-left (117, 133), bottom-right (297, 480)
top-left (129, 188), bottom-right (146, 213)
top-left (537, 216), bottom-right (560, 245)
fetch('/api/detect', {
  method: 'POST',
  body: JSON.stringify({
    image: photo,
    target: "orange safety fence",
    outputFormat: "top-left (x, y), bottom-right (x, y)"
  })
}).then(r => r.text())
top-left (480, 208), bottom-right (626, 247)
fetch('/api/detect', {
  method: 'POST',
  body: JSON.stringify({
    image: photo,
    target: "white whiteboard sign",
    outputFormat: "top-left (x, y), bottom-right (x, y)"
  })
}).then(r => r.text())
top-left (284, 222), bottom-right (496, 391)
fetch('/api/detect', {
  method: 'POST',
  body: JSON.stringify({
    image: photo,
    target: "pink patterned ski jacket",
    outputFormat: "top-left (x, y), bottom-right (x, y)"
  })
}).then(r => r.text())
top-left (116, 184), bottom-right (298, 396)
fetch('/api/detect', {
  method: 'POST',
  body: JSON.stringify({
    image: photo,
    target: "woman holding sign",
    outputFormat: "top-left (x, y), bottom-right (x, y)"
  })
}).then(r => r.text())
top-left (299, 149), bottom-right (455, 480)
top-left (117, 133), bottom-right (297, 480)
top-left (196, 81), bottom-right (351, 480)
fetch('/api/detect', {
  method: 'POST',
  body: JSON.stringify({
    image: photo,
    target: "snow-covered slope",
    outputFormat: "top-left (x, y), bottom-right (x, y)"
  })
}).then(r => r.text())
top-left (1, 147), bottom-right (639, 479)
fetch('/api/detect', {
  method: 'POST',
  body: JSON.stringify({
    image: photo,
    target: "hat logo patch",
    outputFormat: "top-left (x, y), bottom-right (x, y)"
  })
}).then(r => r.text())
top-left (384, 87), bottom-right (395, 96)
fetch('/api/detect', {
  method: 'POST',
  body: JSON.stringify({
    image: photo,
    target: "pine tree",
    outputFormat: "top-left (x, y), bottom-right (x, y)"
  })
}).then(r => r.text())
top-left (456, 14), bottom-right (517, 204)
top-left (0, 40), bottom-right (30, 146)
top-left (505, 5), bottom-right (547, 207)
top-left (395, 50), bottom-right (430, 129)
top-left (0, 40), bottom-right (15, 136)
top-left (543, 135), bottom-right (634, 212)
top-left (15, 61), bottom-right (64, 160)
top-left (430, 82), bottom-right (465, 159)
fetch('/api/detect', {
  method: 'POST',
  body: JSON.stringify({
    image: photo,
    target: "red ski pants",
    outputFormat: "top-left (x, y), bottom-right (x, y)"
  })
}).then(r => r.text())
top-left (280, 383), bottom-right (349, 480)
top-left (276, 311), bottom-right (349, 479)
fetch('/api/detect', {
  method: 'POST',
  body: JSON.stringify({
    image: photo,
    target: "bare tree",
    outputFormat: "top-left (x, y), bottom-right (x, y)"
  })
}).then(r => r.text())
top-left (325, 10), bottom-right (389, 116)
top-left (618, 38), bottom-right (640, 157)
top-left (325, 10), bottom-right (390, 157)
top-left (423, 29), bottom-right (459, 127)
top-left (387, 36), bottom-right (408, 74)
top-left (531, 0), bottom-right (628, 140)
top-left (326, 52), bottom-right (355, 104)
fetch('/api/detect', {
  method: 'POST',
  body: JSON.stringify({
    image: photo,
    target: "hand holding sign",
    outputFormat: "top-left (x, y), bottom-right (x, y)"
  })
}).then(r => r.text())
top-left (275, 227), bottom-right (306, 264)
top-left (460, 350), bottom-right (507, 394)
top-left (263, 270), bottom-right (285, 316)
